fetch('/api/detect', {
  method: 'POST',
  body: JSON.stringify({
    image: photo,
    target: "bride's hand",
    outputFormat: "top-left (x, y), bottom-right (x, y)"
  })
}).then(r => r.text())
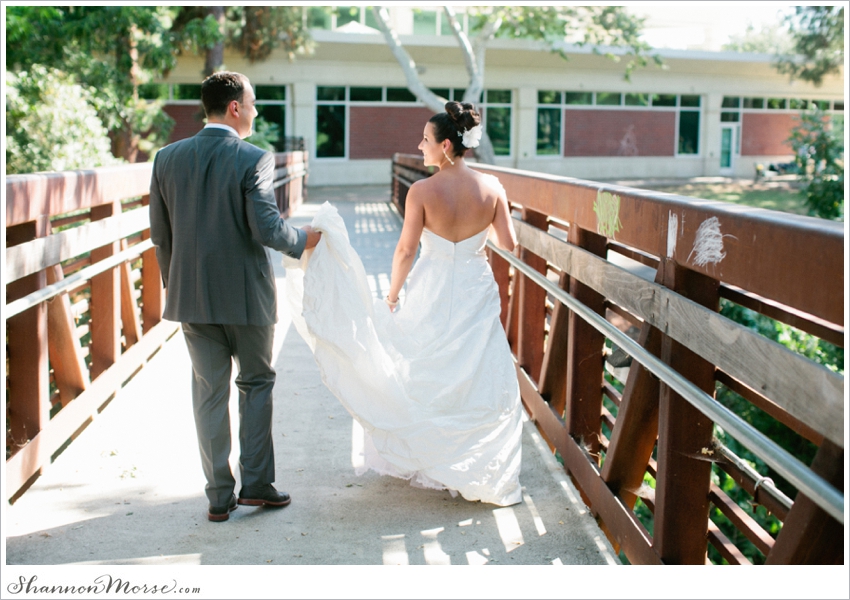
top-left (385, 295), bottom-right (399, 312)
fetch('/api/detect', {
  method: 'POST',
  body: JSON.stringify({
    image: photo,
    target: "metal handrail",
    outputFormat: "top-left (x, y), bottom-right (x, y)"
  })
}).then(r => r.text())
top-left (487, 240), bottom-right (845, 524)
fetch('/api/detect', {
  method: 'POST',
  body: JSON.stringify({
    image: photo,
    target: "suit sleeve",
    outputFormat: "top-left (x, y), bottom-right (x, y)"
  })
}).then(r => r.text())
top-left (148, 153), bottom-right (172, 288)
top-left (244, 152), bottom-right (307, 258)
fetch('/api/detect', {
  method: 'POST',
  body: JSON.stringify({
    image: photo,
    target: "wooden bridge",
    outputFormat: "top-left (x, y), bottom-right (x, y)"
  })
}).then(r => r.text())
top-left (4, 151), bottom-right (845, 576)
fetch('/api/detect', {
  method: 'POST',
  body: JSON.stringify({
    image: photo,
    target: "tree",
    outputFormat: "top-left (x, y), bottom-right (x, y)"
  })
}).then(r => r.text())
top-left (5, 6), bottom-right (219, 161)
top-left (6, 66), bottom-right (121, 174)
top-left (787, 108), bottom-right (844, 220)
top-left (5, 6), bottom-right (312, 163)
top-left (372, 5), bottom-right (661, 164)
top-left (774, 6), bottom-right (844, 86)
top-left (722, 22), bottom-right (794, 55)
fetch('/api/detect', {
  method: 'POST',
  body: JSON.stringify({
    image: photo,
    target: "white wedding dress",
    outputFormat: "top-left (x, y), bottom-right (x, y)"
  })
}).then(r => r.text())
top-left (284, 201), bottom-right (522, 506)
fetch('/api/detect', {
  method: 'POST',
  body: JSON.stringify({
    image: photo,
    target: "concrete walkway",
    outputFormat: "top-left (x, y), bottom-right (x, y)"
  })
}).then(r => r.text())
top-left (4, 186), bottom-right (619, 591)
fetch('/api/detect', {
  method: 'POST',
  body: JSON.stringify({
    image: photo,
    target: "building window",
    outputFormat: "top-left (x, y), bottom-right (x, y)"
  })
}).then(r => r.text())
top-left (482, 89), bottom-right (512, 156)
top-left (413, 8), bottom-right (437, 35)
top-left (316, 86), bottom-right (346, 158)
top-left (678, 96), bottom-right (701, 155)
top-left (255, 85), bottom-right (289, 151)
top-left (536, 90), bottom-right (703, 156)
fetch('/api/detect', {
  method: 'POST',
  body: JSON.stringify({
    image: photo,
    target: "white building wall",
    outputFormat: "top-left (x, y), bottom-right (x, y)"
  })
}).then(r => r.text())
top-left (162, 31), bottom-right (844, 186)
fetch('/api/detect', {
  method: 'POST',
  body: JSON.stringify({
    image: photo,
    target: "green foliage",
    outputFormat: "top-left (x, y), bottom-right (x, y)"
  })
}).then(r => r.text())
top-left (471, 6), bottom-right (662, 80)
top-left (225, 6), bottom-right (313, 62)
top-left (775, 6), bottom-right (844, 86)
top-left (244, 116), bottom-right (281, 152)
top-left (4, 6), bottom-right (202, 160)
top-left (787, 108), bottom-right (844, 219)
top-left (6, 66), bottom-right (121, 174)
top-left (722, 21), bottom-right (795, 55)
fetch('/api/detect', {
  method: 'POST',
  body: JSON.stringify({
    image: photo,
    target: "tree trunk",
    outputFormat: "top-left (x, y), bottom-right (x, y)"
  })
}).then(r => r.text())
top-left (204, 6), bottom-right (225, 76)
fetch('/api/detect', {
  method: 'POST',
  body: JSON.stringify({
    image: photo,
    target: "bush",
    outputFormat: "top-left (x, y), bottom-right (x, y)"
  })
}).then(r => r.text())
top-left (6, 65), bottom-right (122, 174)
top-left (787, 109), bottom-right (844, 220)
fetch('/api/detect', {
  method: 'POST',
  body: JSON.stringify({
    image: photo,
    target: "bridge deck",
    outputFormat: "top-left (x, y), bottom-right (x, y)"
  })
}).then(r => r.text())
top-left (4, 186), bottom-right (618, 571)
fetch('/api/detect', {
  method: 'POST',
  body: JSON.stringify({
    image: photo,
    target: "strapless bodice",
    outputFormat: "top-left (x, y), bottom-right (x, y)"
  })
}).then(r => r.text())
top-left (420, 227), bottom-right (489, 259)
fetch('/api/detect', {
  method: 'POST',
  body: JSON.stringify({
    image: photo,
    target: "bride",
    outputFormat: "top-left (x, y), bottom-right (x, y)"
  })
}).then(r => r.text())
top-left (285, 101), bottom-right (522, 506)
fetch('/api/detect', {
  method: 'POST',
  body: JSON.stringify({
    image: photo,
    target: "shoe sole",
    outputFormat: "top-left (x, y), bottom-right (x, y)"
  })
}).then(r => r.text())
top-left (237, 497), bottom-right (291, 508)
top-left (207, 504), bottom-right (238, 522)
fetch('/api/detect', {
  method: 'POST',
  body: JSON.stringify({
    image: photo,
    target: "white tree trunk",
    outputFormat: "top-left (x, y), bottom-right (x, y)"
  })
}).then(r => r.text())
top-left (372, 7), bottom-right (447, 113)
top-left (372, 6), bottom-right (502, 164)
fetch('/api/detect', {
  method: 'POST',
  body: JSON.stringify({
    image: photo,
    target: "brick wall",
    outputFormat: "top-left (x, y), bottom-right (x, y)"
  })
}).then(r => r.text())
top-left (563, 109), bottom-right (676, 157)
top-left (350, 106), bottom-right (434, 159)
top-left (163, 104), bottom-right (205, 143)
top-left (741, 113), bottom-right (795, 156)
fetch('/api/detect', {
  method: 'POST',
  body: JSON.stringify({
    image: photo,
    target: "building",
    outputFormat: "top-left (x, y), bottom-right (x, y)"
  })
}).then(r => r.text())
top-left (150, 6), bottom-right (845, 186)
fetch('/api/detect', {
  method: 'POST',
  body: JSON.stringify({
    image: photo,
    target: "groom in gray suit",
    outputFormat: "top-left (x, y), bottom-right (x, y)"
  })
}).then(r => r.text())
top-left (149, 71), bottom-right (320, 522)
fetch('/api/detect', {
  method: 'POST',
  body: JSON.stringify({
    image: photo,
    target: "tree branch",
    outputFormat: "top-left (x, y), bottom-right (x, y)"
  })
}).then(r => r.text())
top-left (371, 6), bottom-right (446, 113)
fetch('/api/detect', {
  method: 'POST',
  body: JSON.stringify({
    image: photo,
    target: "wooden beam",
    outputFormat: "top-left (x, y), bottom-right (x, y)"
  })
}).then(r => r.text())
top-left (6, 220), bottom-right (51, 462)
top-left (601, 317), bottom-right (663, 508)
top-left (119, 239), bottom-right (142, 348)
top-left (89, 201), bottom-right (122, 379)
top-left (765, 439), bottom-right (845, 564)
top-left (513, 220), bottom-right (844, 448)
top-left (6, 163), bottom-right (152, 227)
top-left (707, 521), bottom-right (752, 565)
top-left (140, 195), bottom-right (164, 333)
top-left (564, 225), bottom-right (607, 459)
top-left (515, 363), bottom-right (663, 565)
top-left (46, 265), bottom-right (90, 407)
top-left (709, 484), bottom-right (775, 557)
top-left (538, 272), bottom-right (570, 416)
top-left (5, 208), bottom-right (149, 283)
top-left (653, 260), bottom-right (719, 565)
top-left (472, 163), bottom-right (844, 326)
top-left (516, 208), bottom-right (548, 383)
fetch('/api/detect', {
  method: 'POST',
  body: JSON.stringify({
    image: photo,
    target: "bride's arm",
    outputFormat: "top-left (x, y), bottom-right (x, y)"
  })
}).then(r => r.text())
top-left (387, 184), bottom-right (426, 306)
top-left (489, 189), bottom-right (517, 252)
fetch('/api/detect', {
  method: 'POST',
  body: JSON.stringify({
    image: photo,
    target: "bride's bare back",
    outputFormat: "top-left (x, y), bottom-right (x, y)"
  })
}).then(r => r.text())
top-left (418, 168), bottom-right (501, 242)
top-left (386, 109), bottom-right (517, 306)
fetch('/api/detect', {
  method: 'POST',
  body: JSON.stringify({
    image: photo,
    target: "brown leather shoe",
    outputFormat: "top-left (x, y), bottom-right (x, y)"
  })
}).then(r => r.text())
top-left (237, 484), bottom-right (291, 507)
top-left (208, 493), bottom-right (238, 522)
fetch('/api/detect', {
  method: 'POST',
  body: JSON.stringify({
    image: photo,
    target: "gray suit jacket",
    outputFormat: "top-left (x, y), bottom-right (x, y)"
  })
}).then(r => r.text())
top-left (149, 127), bottom-right (307, 326)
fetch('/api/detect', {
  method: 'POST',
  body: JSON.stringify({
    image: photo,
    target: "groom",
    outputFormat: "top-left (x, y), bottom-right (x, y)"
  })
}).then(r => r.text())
top-left (149, 71), bottom-right (320, 522)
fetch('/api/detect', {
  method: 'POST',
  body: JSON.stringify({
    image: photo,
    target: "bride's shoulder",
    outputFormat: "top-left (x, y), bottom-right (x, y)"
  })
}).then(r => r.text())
top-left (474, 172), bottom-right (506, 197)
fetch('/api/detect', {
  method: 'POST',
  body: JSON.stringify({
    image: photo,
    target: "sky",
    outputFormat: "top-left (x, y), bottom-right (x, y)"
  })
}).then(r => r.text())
top-left (625, 2), bottom-right (796, 51)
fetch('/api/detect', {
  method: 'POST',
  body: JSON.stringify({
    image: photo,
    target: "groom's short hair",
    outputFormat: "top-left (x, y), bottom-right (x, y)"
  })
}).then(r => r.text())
top-left (201, 72), bottom-right (248, 118)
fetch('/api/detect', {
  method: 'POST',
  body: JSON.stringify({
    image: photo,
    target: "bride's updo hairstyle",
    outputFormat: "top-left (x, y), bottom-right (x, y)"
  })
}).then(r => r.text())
top-left (429, 101), bottom-right (481, 158)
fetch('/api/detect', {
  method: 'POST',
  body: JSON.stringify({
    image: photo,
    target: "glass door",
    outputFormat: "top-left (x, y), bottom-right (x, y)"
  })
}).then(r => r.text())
top-left (720, 125), bottom-right (734, 173)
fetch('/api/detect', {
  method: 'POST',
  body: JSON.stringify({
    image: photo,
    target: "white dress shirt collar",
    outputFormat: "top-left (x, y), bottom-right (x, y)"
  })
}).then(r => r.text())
top-left (204, 123), bottom-right (239, 136)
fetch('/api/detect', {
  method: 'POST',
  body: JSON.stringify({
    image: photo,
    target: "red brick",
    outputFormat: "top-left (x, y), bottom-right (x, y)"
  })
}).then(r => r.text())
top-left (741, 113), bottom-right (795, 155)
top-left (563, 110), bottom-right (676, 157)
top-left (350, 106), bottom-right (435, 160)
top-left (163, 104), bottom-right (206, 143)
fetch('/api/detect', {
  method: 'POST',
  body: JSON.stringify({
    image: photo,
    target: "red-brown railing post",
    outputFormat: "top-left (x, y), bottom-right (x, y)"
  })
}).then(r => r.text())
top-left (516, 208), bottom-right (548, 383)
top-left (6, 219), bottom-right (50, 461)
top-left (538, 271), bottom-right (570, 416)
top-left (89, 200), bottom-right (122, 379)
top-left (765, 439), bottom-right (844, 564)
top-left (140, 195), bottom-right (164, 334)
top-left (601, 267), bottom-right (665, 506)
top-left (653, 260), bottom-right (720, 564)
top-left (564, 225), bottom-right (607, 460)
top-left (46, 265), bottom-right (90, 406)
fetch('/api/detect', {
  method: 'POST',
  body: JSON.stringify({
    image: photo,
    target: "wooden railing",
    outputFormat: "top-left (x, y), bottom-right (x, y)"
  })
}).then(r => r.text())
top-left (4, 151), bottom-right (308, 501)
top-left (391, 153), bottom-right (844, 565)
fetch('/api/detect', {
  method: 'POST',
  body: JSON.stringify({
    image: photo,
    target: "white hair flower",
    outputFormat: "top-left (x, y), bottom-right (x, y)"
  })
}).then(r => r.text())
top-left (460, 124), bottom-right (483, 149)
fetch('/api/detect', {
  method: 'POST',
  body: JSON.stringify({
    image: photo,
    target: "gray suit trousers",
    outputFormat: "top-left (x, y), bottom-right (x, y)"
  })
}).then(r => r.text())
top-left (181, 322), bottom-right (276, 507)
